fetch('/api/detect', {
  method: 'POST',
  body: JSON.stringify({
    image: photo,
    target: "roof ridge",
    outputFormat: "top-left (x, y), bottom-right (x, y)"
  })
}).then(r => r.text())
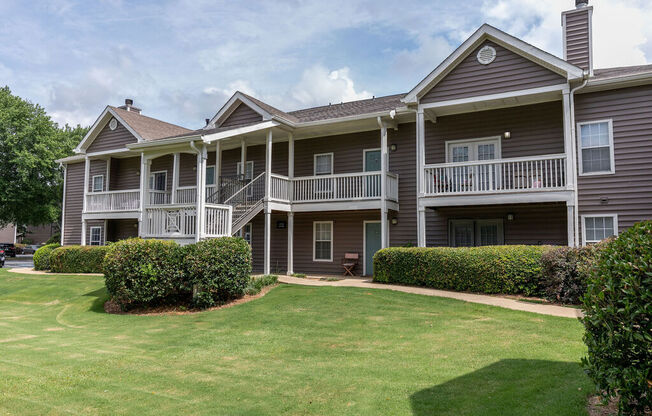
top-left (287, 92), bottom-right (406, 115)
top-left (109, 106), bottom-right (192, 132)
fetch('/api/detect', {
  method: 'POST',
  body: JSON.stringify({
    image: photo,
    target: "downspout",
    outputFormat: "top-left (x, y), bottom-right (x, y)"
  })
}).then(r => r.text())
top-left (569, 71), bottom-right (589, 247)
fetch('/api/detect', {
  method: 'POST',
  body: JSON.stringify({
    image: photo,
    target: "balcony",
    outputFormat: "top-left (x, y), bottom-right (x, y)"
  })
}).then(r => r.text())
top-left (142, 204), bottom-right (231, 240)
top-left (85, 190), bottom-right (140, 213)
top-left (422, 154), bottom-right (570, 206)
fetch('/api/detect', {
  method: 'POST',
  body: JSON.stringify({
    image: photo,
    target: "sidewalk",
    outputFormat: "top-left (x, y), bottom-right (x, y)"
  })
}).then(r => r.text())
top-left (277, 275), bottom-right (583, 319)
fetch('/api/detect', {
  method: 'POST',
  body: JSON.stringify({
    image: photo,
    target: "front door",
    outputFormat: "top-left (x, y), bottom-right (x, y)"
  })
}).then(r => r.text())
top-left (447, 139), bottom-right (499, 192)
top-left (364, 149), bottom-right (381, 197)
top-left (364, 221), bottom-right (382, 276)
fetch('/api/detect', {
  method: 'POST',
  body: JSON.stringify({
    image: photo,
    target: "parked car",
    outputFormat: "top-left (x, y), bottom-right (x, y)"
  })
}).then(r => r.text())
top-left (0, 248), bottom-right (5, 267)
top-left (21, 245), bottom-right (41, 255)
top-left (0, 243), bottom-right (16, 257)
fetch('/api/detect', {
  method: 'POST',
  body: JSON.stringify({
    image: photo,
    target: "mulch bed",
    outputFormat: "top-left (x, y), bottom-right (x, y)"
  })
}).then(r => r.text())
top-left (587, 395), bottom-right (619, 416)
top-left (104, 284), bottom-right (278, 316)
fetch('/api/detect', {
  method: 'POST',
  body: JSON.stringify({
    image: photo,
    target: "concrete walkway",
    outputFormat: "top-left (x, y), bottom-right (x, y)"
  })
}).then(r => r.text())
top-left (278, 275), bottom-right (583, 319)
top-left (6, 267), bottom-right (103, 277)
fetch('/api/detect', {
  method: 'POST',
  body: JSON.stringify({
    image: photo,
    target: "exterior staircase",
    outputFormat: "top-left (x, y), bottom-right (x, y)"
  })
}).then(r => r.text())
top-left (220, 172), bottom-right (266, 235)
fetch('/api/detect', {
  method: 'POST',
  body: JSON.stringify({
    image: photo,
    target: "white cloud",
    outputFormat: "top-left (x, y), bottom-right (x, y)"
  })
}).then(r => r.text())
top-left (392, 35), bottom-right (455, 80)
top-left (290, 65), bottom-right (372, 108)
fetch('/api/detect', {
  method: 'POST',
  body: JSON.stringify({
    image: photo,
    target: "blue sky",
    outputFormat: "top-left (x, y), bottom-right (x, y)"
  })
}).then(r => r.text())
top-left (1, 0), bottom-right (650, 129)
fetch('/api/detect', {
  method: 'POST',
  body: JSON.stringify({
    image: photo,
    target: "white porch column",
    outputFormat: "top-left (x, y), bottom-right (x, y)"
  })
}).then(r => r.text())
top-left (138, 153), bottom-right (149, 236)
top-left (287, 212), bottom-right (294, 275)
top-left (416, 108), bottom-right (426, 247)
top-left (215, 141), bottom-right (222, 201)
top-left (81, 219), bottom-right (87, 246)
top-left (264, 204), bottom-right (271, 275)
top-left (380, 125), bottom-right (389, 248)
top-left (288, 133), bottom-right (294, 201)
top-left (562, 90), bottom-right (576, 190)
top-left (195, 144), bottom-right (207, 242)
top-left (240, 138), bottom-right (247, 177)
top-left (171, 152), bottom-right (180, 204)
top-left (83, 156), bottom-right (90, 213)
top-left (265, 129), bottom-right (272, 199)
top-left (566, 203), bottom-right (576, 247)
top-left (263, 129), bottom-right (273, 275)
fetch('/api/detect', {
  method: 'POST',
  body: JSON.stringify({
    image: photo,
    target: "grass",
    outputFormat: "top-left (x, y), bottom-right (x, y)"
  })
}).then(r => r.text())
top-left (0, 268), bottom-right (592, 415)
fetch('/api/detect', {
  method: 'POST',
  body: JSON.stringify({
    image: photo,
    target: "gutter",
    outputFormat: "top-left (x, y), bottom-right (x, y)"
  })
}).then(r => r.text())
top-left (569, 71), bottom-right (589, 247)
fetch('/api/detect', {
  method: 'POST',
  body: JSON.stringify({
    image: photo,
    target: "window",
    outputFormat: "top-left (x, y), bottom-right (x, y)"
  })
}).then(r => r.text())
top-left (89, 226), bottom-right (102, 246)
top-left (92, 175), bottom-right (104, 192)
top-left (313, 221), bottom-right (333, 261)
top-left (240, 223), bottom-right (252, 245)
top-left (582, 215), bottom-right (618, 245)
top-left (449, 219), bottom-right (504, 247)
top-left (149, 171), bottom-right (167, 191)
top-left (236, 161), bottom-right (254, 180)
top-left (206, 165), bottom-right (216, 186)
top-left (578, 120), bottom-right (615, 175)
top-left (314, 153), bottom-right (333, 176)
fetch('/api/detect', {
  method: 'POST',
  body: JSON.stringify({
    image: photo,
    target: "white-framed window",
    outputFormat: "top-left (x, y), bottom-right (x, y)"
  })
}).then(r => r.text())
top-left (314, 153), bottom-right (333, 176)
top-left (449, 219), bottom-right (504, 247)
top-left (313, 221), bottom-right (333, 262)
top-left (149, 171), bottom-right (167, 191)
top-left (239, 223), bottom-right (252, 245)
top-left (578, 120), bottom-right (615, 175)
top-left (582, 214), bottom-right (618, 245)
top-left (236, 161), bottom-right (254, 180)
top-left (89, 226), bottom-right (102, 246)
top-left (206, 165), bottom-right (216, 186)
top-left (91, 175), bottom-right (104, 192)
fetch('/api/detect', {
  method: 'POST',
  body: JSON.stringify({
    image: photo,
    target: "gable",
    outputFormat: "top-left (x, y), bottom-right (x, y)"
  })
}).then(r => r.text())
top-left (421, 41), bottom-right (567, 104)
top-left (219, 103), bottom-right (263, 128)
top-left (87, 117), bottom-right (138, 153)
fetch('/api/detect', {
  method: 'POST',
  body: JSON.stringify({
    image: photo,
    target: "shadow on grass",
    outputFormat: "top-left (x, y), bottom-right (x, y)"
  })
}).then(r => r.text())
top-left (84, 287), bottom-right (109, 313)
top-left (410, 359), bottom-right (587, 416)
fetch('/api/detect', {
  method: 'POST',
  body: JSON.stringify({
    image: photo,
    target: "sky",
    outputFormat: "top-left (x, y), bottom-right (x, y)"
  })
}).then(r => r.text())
top-left (1, 0), bottom-right (651, 130)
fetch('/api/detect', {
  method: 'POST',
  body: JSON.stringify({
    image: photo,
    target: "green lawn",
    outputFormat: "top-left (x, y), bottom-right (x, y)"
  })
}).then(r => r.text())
top-left (0, 269), bottom-right (592, 415)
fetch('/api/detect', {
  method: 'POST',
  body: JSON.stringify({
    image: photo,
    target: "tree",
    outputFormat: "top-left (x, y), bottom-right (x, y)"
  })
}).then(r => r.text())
top-left (0, 86), bottom-right (87, 226)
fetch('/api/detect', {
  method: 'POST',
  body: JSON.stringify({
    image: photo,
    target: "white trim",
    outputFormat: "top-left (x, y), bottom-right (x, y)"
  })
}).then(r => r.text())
top-left (149, 170), bottom-right (168, 191)
top-left (75, 107), bottom-right (145, 153)
top-left (420, 190), bottom-right (574, 208)
top-left (363, 220), bottom-right (382, 276)
top-left (205, 164), bottom-right (216, 186)
top-left (202, 120), bottom-right (280, 143)
top-left (402, 24), bottom-right (583, 104)
top-left (287, 212), bottom-right (294, 275)
top-left (91, 175), bottom-right (104, 193)
top-left (60, 164), bottom-right (67, 245)
top-left (313, 221), bottom-right (333, 262)
top-left (208, 92), bottom-right (275, 127)
top-left (444, 136), bottom-right (502, 163)
top-left (236, 160), bottom-right (254, 180)
top-left (89, 225), bottom-right (103, 246)
top-left (577, 119), bottom-right (615, 176)
top-left (292, 200), bottom-right (399, 213)
top-left (314, 152), bottom-right (334, 176)
top-left (363, 148), bottom-right (381, 172)
top-left (581, 214), bottom-right (618, 246)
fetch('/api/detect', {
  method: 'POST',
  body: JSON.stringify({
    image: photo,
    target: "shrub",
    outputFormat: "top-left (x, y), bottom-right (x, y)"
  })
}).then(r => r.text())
top-left (581, 221), bottom-right (652, 415)
top-left (373, 245), bottom-right (550, 295)
top-left (49, 245), bottom-right (110, 273)
top-left (45, 233), bottom-right (61, 245)
top-left (103, 238), bottom-right (185, 309)
top-left (245, 275), bottom-right (278, 296)
top-left (33, 243), bottom-right (60, 270)
top-left (182, 237), bottom-right (252, 308)
top-left (540, 244), bottom-right (603, 304)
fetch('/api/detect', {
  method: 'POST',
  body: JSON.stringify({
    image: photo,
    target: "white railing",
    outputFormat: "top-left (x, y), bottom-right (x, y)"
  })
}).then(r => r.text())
top-left (423, 154), bottom-right (567, 196)
top-left (204, 204), bottom-right (232, 237)
top-left (205, 185), bottom-right (217, 202)
top-left (148, 190), bottom-right (171, 205)
top-left (270, 174), bottom-right (290, 201)
top-left (292, 172), bottom-right (398, 202)
top-left (86, 190), bottom-right (140, 212)
top-left (143, 205), bottom-right (196, 238)
top-left (176, 186), bottom-right (196, 204)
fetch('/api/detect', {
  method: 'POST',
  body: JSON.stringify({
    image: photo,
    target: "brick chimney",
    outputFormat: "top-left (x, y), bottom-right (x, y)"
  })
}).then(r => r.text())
top-left (118, 98), bottom-right (142, 114)
top-left (562, 0), bottom-right (593, 74)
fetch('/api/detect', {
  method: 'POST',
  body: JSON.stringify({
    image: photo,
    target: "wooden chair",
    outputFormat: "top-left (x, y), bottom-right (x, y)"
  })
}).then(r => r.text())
top-left (342, 253), bottom-right (359, 276)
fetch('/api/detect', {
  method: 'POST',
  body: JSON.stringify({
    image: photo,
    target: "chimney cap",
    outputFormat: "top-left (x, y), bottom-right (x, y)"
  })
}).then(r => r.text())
top-left (125, 98), bottom-right (134, 106)
top-left (205, 118), bottom-right (210, 126)
top-left (575, 0), bottom-right (588, 8)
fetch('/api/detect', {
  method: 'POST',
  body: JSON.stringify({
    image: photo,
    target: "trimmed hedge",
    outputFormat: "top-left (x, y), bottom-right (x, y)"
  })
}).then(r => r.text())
top-left (33, 243), bottom-right (60, 271)
top-left (49, 246), bottom-right (110, 273)
top-left (540, 244), bottom-right (603, 304)
top-left (373, 245), bottom-right (550, 295)
top-left (182, 237), bottom-right (252, 308)
top-left (582, 221), bottom-right (652, 415)
top-left (103, 238), bottom-right (184, 309)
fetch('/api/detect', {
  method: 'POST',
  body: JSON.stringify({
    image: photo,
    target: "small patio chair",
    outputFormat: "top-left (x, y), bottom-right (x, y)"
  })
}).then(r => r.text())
top-left (342, 253), bottom-right (359, 276)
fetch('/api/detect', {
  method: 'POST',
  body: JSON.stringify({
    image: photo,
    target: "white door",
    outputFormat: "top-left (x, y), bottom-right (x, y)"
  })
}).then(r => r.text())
top-left (447, 139), bottom-right (499, 192)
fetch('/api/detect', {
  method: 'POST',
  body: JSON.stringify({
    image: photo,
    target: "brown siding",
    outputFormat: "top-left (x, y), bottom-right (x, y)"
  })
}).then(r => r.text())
top-left (63, 162), bottom-right (84, 245)
top-left (106, 219), bottom-right (138, 242)
top-left (87, 119), bottom-right (137, 153)
top-left (424, 101), bottom-right (564, 164)
top-left (221, 142), bottom-right (288, 178)
top-left (110, 157), bottom-right (140, 190)
top-left (249, 212), bottom-right (289, 274)
top-left (426, 203), bottom-right (568, 246)
top-left (575, 85), bottom-right (652, 243)
top-left (220, 103), bottom-right (263, 127)
top-left (85, 220), bottom-right (105, 245)
top-left (294, 131), bottom-right (379, 176)
top-left (88, 159), bottom-right (108, 192)
top-left (421, 41), bottom-right (566, 103)
top-left (389, 122), bottom-right (417, 247)
top-left (179, 153), bottom-right (197, 187)
top-left (22, 224), bottom-right (57, 244)
top-left (563, 8), bottom-right (591, 71)
top-left (150, 155), bottom-right (173, 190)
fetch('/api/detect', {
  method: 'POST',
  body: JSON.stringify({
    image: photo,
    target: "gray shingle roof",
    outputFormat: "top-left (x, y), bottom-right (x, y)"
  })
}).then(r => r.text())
top-left (592, 64), bottom-right (652, 80)
top-left (110, 106), bottom-right (192, 141)
top-left (288, 93), bottom-right (405, 122)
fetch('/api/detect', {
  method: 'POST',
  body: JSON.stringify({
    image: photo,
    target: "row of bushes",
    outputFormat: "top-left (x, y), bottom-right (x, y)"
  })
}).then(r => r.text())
top-left (34, 244), bottom-right (108, 273)
top-left (373, 243), bottom-right (603, 303)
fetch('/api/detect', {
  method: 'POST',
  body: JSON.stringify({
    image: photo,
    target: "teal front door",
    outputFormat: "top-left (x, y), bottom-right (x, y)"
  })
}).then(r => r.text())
top-left (364, 221), bottom-right (382, 276)
top-left (365, 149), bottom-right (381, 197)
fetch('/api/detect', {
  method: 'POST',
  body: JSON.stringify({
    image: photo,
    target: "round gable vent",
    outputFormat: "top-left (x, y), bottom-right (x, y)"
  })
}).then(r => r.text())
top-left (109, 118), bottom-right (118, 130)
top-left (477, 45), bottom-right (497, 65)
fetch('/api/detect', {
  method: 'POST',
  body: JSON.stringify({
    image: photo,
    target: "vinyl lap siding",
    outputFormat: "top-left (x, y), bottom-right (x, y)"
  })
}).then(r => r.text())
top-left (88, 160), bottom-right (108, 192)
top-left (563, 9), bottom-right (591, 71)
top-left (87, 119), bottom-right (137, 153)
top-left (575, 85), bottom-right (652, 243)
top-left (106, 219), bottom-right (138, 242)
top-left (63, 162), bottom-right (84, 245)
top-left (421, 41), bottom-right (566, 103)
top-left (220, 103), bottom-right (263, 127)
top-left (110, 157), bottom-right (140, 190)
top-left (389, 122), bottom-right (417, 246)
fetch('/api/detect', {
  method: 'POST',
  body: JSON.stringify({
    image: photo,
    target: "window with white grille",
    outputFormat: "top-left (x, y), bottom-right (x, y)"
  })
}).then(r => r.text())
top-left (578, 120), bottom-right (615, 175)
top-left (314, 153), bottom-right (333, 175)
top-left (313, 221), bottom-right (333, 261)
top-left (90, 226), bottom-right (102, 246)
top-left (583, 215), bottom-right (617, 244)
